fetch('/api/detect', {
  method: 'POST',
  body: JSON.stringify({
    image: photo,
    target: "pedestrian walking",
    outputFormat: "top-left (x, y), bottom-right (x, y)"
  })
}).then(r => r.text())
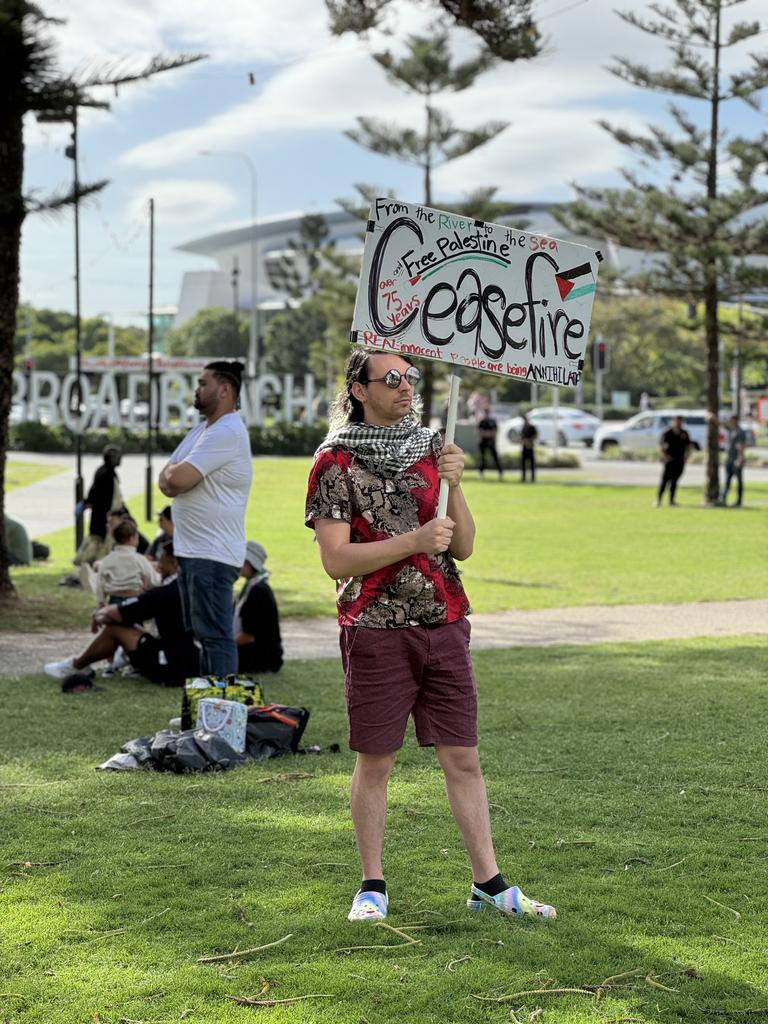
top-left (477, 413), bottom-right (503, 480)
top-left (721, 414), bottom-right (747, 507)
top-left (305, 348), bottom-right (556, 925)
top-left (520, 413), bottom-right (538, 482)
top-left (159, 361), bottom-right (252, 676)
top-left (656, 415), bottom-right (692, 507)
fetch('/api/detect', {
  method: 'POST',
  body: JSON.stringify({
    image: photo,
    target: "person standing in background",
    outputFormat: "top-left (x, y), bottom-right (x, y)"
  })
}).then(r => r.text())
top-left (520, 414), bottom-right (538, 483)
top-left (73, 444), bottom-right (123, 566)
top-left (656, 415), bottom-right (692, 507)
top-left (477, 413), bottom-right (503, 480)
top-left (721, 414), bottom-right (747, 507)
top-left (159, 361), bottom-right (252, 676)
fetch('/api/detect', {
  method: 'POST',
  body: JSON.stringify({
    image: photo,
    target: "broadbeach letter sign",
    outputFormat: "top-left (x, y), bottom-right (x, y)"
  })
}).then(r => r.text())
top-left (351, 199), bottom-right (602, 387)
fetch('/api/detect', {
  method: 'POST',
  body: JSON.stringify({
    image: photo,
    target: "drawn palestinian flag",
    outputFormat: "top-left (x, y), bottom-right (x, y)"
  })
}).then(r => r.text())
top-left (555, 262), bottom-right (596, 302)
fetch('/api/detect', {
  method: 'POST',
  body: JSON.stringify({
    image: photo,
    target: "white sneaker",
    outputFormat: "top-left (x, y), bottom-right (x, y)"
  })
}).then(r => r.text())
top-left (44, 656), bottom-right (75, 679)
top-left (348, 889), bottom-right (388, 922)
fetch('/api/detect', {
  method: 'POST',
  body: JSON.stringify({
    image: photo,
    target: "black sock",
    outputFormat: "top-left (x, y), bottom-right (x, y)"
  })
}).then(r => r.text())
top-left (474, 872), bottom-right (508, 897)
top-left (360, 878), bottom-right (387, 896)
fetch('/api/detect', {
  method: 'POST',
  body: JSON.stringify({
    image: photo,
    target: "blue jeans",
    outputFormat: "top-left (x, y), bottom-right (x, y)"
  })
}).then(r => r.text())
top-left (177, 557), bottom-right (240, 677)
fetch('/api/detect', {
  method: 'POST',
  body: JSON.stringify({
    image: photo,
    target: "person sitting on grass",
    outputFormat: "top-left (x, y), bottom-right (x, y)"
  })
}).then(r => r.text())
top-left (5, 515), bottom-right (51, 565)
top-left (107, 506), bottom-right (151, 555)
top-left (94, 520), bottom-right (159, 606)
top-left (45, 542), bottom-right (199, 686)
top-left (5, 513), bottom-right (32, 566)
top-left (147, 505), bottom-right (174, 562)
top-left (234, 540), bottom-right (283, 675)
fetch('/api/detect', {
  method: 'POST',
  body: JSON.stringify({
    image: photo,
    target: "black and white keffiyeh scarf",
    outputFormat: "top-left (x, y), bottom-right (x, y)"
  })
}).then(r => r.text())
top-left (317, 420), bottom-right (440, 475)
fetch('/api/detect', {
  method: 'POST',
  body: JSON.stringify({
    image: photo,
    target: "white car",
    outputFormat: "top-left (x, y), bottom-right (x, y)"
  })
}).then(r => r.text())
top-left (593, 409), bottom-right (749, 452)
top-left (499, 406), bottom-right (602, 449)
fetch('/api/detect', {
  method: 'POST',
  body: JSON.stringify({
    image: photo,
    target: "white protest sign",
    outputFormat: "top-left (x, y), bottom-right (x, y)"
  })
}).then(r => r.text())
top-left (351, 198), bottom-right (602, 388)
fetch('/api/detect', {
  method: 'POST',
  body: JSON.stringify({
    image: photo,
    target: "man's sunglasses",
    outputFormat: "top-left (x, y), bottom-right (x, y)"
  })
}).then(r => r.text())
top-left (365, 366), bottom-right (422, 389)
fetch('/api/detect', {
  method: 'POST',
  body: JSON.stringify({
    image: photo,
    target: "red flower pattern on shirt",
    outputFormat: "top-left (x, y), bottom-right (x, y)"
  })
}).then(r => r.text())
top-left (305, 447), bottom-right (470, 628)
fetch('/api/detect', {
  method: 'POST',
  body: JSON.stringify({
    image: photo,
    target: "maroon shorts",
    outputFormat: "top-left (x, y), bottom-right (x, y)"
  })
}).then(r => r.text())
top-left (340, 617), bottom-right (478, 754)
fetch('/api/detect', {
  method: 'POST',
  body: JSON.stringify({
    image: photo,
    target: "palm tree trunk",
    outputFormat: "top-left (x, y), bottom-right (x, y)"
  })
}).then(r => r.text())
top-left (0, 4), bottom-right (28, 598)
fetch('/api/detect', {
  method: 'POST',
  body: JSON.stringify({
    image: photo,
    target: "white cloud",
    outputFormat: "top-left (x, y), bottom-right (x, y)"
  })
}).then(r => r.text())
top-left (46, 0), bottom-right (331, 67)
top-left (115, 0), bottom-right (652, 176)
top-left (126, 179), bottom-right (238, 225)
top-left (118, 39), bottom-right (407, 168)
top-left (434, 104), bottom-right (647, 199)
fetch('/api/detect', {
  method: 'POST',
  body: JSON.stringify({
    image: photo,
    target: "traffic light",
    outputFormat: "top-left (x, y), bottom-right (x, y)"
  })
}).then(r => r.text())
top-left (23, 357), bottom-right (33, 380)
top-left (591, 336), bottom-right (608, 373)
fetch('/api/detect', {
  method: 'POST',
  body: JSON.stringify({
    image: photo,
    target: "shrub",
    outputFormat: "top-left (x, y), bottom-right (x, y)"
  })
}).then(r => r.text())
top-left (9, 420), bottom-right (329, 457)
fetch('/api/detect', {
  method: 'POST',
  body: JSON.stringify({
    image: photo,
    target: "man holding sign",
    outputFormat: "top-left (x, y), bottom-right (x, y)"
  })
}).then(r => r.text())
top-left (305, 347), bottom-right (556, 924)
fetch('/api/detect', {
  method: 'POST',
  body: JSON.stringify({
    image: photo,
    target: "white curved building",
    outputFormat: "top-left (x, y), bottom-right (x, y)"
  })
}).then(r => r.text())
top-left (173, 203), bottom-right (612, 327)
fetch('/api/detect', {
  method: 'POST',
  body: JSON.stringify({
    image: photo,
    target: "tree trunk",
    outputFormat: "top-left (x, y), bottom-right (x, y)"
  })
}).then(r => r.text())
top-left (0, 4), bottom-right (28, 599)
top-left (704, 278), bottom-right (720, 504)
top-left (704, 1), bottom-right (722, 505)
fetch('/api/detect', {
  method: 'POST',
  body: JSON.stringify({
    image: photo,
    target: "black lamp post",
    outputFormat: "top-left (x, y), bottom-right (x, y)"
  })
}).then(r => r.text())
top-left (38, 100), bottom-right (87, 550)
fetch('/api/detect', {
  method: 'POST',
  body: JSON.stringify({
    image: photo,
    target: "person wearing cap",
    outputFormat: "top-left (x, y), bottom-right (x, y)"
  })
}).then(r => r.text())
top-left (159, 361), bottom-right (252, 676)
top-left (305, 348), bottom-right (556, 926)
top-left (72, 444), bottom-right (124, 566)
top-left (234, 541), bottom-right (283, 674)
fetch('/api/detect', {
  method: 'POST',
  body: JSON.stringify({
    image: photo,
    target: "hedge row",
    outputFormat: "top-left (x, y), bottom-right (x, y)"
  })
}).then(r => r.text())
top-left (8, 421), bottom-right (328, 456)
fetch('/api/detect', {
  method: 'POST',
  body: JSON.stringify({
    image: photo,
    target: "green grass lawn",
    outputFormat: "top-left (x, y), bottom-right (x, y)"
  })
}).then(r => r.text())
top-left (5, 460), bottom-right (766, 631)
top-left (2, 637), bottom-right (767, 1023)
top-left (4, 460), bottom-right (67, 492)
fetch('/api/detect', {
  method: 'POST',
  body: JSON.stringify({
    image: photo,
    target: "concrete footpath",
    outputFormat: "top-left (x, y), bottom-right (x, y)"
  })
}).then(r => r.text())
top-left (1, 599), bottom-right (765, 678)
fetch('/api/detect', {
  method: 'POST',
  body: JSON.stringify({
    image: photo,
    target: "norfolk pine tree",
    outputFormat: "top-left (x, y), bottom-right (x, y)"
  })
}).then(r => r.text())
top-left (557, 0), bottom-right (768, 505)
top-left (326, 0), bottom-right (540, 63)
top-left (0, 1), bottom-right (203, 599)
top-left (265, 213), bottom-right (333, 304)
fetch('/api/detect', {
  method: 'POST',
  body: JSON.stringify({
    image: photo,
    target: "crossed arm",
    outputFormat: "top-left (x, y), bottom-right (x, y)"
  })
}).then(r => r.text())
top-left (314, 444), bottom-right (475, 580)
top-left (158, 461), bottom-right (203, 498)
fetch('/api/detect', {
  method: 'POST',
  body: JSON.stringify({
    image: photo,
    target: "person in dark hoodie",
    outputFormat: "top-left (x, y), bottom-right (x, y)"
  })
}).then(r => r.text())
top-left (45, 542), bottom-right (198, 686)
top-left (72, 444), bottom-right (123, 566)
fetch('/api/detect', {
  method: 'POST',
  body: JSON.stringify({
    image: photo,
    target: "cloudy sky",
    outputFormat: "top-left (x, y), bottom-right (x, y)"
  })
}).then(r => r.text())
top-left (21, 0), bottom-right (766, 324)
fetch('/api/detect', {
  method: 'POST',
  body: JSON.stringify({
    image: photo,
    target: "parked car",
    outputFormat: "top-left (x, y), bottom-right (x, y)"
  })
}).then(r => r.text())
top-left (594, 409), bottom-right (755, 452)
top-left (499, 406), bottom-right (602, 449)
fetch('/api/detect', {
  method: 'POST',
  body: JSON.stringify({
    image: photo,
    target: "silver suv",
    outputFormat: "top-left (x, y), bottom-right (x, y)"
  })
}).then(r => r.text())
top-left (595, 409), bottom-right (731, 452)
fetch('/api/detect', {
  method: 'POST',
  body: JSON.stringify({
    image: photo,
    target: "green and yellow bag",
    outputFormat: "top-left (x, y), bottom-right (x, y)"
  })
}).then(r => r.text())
top-left (181, 675), bottom-right (266, 730)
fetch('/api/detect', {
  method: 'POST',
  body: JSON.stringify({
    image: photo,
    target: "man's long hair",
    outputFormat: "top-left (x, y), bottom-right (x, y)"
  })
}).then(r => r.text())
top-left (326, 348), bottom-right (422, 433)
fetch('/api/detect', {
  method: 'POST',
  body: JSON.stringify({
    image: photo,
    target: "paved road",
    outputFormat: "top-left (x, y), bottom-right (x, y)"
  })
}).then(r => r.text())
top-left (7, 450), bottom-right (767, 538)
top-left (2, 599), bottom-right (765, 678)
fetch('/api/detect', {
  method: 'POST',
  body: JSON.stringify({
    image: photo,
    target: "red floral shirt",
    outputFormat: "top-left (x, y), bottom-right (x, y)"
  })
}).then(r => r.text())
top-left (305, 446), bottom-right (470, 629)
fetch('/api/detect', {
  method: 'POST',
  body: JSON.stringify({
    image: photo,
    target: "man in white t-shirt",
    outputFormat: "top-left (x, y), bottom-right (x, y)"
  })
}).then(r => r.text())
top-left (159, 360), bottom-right (253, 676)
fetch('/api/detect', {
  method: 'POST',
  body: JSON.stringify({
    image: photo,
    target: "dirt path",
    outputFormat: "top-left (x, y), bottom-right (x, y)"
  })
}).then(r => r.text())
top-left (2, 598), bottom-right (765, 678)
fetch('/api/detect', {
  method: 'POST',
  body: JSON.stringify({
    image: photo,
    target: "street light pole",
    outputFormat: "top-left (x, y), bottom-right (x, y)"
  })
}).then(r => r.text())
top-left (65, 105), bottom-right (85, 551)
top-left (146, 197), bottom-right (155, 522)
top-left (200, 150), bottom-right (259, 376)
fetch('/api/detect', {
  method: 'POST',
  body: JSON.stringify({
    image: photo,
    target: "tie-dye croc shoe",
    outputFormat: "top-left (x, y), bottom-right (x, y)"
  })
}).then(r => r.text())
top-left (348, 889), bottom-right (389, 922)
top-left (467, 884), bottom-right (556, 920)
